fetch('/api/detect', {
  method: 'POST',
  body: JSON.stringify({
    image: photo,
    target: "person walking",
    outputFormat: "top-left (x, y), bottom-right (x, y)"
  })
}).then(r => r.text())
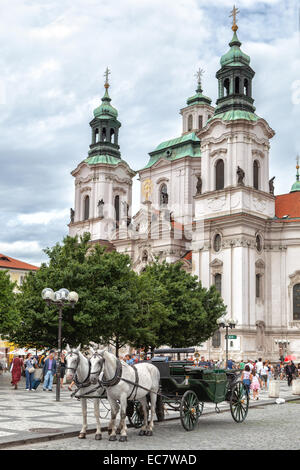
top-left (10, 355), bottom-right (24, 390)
top-left (285, 360), bottom-right (296, 387)
top-left (260, 361), bottom-right (269, 390)
top-left (241, 365), bottom-right (252, 396)
top-left (24, 353), bottom-right (37, 391)
top-left (59, 352), bottom-right (66, 389)
top-left (250, 369), bottom-right (262, 400)
top-left (43, 350), bottom-right (57, 392)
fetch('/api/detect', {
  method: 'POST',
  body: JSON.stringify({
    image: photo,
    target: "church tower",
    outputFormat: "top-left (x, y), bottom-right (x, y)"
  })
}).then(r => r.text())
top-left (69, 69), bottom-right (135, 244)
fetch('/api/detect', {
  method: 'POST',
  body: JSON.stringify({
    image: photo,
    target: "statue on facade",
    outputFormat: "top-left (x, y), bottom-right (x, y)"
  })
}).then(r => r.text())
top-left (70, 208), bottom-right (75, 223)
top-left (196, 176), bottom-right (202, 195)
top-left (255, 320), bottom-right (266, 352)
top-left (237, 166), bottom-right (245, 185)
top-left (160, 185), bottom-right (168, 205)
top-left (269, 176), bottom-right (275, 195)
top-left (97, 199), bottom-right (104, 218)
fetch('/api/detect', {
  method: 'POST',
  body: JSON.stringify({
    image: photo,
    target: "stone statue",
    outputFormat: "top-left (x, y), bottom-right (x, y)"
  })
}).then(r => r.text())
top-left (160, 186), bottom-right (168, 205)
top-left (196, 176), bottom-right (202, 195)
top-left (255, 321), bottom-right (266, 352)
top-left (70, 208), bottom-right (75, 223)
top-left (269, 176), bottom-right (275, 195)
top-left (97, 199), bottom-right (104, 218)
top-left (237, 166), bottom-right (245, 185)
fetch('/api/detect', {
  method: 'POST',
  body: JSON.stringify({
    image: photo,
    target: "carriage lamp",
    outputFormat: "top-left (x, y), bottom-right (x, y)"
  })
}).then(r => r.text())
top-left (41, 287), bottom-right (79, 402)
top-left (217, 317), bottom-right (237, 368)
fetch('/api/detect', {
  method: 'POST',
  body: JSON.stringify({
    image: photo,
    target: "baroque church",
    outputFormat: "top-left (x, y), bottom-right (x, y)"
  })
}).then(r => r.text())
top-left (69, 15), bottom-right (300, 361)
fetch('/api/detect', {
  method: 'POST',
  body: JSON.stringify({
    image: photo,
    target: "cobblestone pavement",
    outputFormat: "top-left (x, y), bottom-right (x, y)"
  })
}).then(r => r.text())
top-left (8, 401), bottom-right (300, 450)
top-left (0, 371), bottom-right (299, 449)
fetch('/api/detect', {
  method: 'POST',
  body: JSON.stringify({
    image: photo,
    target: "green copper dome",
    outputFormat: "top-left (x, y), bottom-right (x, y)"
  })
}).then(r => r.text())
top-left (291, 180), bottom-right (300, 192)
top-left (93, 87), bottom-right (118, 119)
top-left (220, 31), bottom-right (251, 67)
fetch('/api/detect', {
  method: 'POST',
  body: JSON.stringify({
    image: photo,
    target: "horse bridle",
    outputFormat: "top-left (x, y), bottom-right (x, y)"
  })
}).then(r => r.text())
top-left (65, 350), bottom-right (91, 386)
top-left (90, 352), bottom-right (104, 377)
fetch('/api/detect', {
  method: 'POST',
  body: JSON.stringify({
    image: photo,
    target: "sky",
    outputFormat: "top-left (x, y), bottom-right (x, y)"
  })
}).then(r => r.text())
top-left (0, 0), bottom-right (299, 266)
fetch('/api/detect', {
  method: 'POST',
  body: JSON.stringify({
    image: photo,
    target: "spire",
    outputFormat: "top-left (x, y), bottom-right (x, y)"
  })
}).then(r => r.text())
top-left (94, 67), bottom-right (118, 119)
top-left (214, 6), bottom-right (256, 117)
top-left (291, 155), bottom-right (300, 192)
top-left (186, 67), bottom-right (212, 106)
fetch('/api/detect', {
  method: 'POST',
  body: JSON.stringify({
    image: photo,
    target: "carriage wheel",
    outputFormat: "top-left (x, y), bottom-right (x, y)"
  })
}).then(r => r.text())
top-left (127, 401), bottom-right (145, 429)
top-left (230, 381), bottom-right (249, 423)
top-left (180, 390), bottom-right (202, 431)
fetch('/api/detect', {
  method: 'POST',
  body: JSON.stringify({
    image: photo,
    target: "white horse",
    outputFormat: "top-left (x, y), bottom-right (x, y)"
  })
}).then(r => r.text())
top-left (65, 345), bottom-right (105, 440)
top-left (90, 349), bottom-right (160, 442)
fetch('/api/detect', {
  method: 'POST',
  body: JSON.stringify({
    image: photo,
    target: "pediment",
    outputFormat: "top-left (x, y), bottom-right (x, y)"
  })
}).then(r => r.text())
top-left (255, 259), bottom-right (265, 269)
top-left (210, 258), bottom-right (223, 268)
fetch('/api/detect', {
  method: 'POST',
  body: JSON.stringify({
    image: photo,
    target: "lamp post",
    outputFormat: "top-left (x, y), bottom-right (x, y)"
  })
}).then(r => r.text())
top-left (41, 288), bottom-right (79, 402)
top-left (217, 317), bottom-right (237, 368)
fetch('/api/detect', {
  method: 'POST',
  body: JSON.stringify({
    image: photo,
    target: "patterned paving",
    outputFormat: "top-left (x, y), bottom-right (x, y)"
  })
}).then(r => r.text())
top-left (0, 371), bottom-right (298, 445)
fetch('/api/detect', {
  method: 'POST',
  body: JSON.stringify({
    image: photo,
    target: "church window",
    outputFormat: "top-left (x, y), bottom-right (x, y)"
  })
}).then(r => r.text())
top-left (114, 195), bottom-right (120, 228)
top-left (102, 127), bottom-right (107, 142)
top-left (110, 128), bottom-right (115, 143)
top-left (188, 115), bottom-right (193, 131)
top-left (235, 76), bottom-right (240, 94)
top-left (213, 234), bottom-right (221, 252)
top-left (160, 184), bottom-right (168, 206)
top-left (256, 274), bottom-right (261, 298)
top-left (253, 160), bottom-right (259, 190)
top-left (216, 159), bottom-right (224, 190)
top-left (256, 235), bottom-right (262, 252)
top-left (198, 115), bottom-right (203, 129)
top-left (84, 195), bottom-right (90, 220)
top-left (95, 128), bottom-right (99, 143)
top-left (293, 284), bottom-right (300, 320)
top-left (244, 79), bottom-right (249, 96)
top-left (224, 78), bottom-right (230, 96)
top-left (212, 330), bottom-right (221, 348)
top-left (142, 250), bottom-right (148, 262)
top-left (214, 273), bottom-right (222, 294)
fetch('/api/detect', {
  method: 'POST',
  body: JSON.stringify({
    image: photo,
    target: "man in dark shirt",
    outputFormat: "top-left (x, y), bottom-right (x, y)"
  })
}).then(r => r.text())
top-left (43, 350), bottom-right (57, 392)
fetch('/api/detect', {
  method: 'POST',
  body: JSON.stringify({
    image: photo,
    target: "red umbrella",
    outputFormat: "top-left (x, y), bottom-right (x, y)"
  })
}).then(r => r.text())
top-left (284, 355), bottom-right (296, 362)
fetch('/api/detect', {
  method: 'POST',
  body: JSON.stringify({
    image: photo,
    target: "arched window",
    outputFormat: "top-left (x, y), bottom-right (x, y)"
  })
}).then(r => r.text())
top-left (110, 128), bottom-right (115, 143)
top-left (114, 195), bottom-right (120, 228)
top-left (216, 159), bottom-right (224, 190)
top-left (244, 78), bottom-right (249, 96)
top-left (198, 115), bottom-right (203, 129)
top-left (293, 284), bottom-right (300, 320)
top-left (235, 76), bottom-right (240, 94)
top-left (213, 234), bottom-right (221, 252)
top-left (224, 78), bottom-right (230, 96)
top-left (84, 195), bottom-right (90, 220)
top-left (188, 114), bottom-right (193, 131)
top-left (212, 330), bottom-right (221, 348)
top-left (256, 235), bottom-right (262, 252)
top-left (214, 273), bottom-right (222, 294)
top-left (94, 128), bottom-right (99, 143)
top-left (253, 160), bottom-right (259, 190)
top-left (256, 274), bottom-right (261, 298)
top-left (160, 184), bottom-right (168, 206)
top-left (102, 127), bottom-right (107, 142)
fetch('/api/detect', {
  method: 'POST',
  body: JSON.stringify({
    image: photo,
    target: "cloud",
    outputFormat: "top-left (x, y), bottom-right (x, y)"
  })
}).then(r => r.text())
top-left (0, 0), bottom-right (299, 264)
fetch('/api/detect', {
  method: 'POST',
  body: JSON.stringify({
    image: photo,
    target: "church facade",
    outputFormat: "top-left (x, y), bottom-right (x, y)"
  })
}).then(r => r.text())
top-left (69, 24), bottom-right (300, 362)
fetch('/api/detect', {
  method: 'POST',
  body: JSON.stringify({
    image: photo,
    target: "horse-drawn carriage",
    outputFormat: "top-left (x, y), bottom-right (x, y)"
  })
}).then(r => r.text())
top-left (66, 345), bottom-right (249, 441)
top-left (130, 347), bottom-right (249, 431)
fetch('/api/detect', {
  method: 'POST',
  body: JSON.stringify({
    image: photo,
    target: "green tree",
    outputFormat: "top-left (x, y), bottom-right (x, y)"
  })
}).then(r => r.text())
top-left (0, 270), bottom-right (18, 338)
top-left (138, 260), bottom-right (226, 349)
top-left (10, 234), bottom-right (143, 354)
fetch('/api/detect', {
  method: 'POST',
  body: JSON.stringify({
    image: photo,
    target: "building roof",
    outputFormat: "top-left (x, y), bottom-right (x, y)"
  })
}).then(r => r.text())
top-left (275, 192), bottom-right (300, 219)
top-left (0, 254), bottom-right (39, 271)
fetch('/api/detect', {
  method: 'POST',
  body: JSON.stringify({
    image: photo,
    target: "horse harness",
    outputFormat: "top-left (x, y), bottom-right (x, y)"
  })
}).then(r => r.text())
top-left (97, 357), bottom-right (139, 401)
top-left (65, 350), bottom-right (104, 399)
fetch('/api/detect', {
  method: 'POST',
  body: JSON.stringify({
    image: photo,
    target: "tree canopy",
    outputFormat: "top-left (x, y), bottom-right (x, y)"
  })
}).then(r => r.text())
top-left (0, 270), bottom-right (18, 338)
top-left (9, 234), bottom-right (226, 354)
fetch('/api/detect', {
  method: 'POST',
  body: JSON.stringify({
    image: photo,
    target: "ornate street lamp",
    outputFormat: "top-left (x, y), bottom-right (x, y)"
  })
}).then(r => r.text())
top-left (41, 288), bottom-right (79, 401)
top-left (217, 317), bottom-right (237, 368)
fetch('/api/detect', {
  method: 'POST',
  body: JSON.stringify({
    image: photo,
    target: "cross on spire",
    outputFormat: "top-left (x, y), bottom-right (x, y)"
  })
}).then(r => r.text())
top-left (296, 154), bottom-right (300, 181)
top-left (104, 67), bottom-right (111, 88)
top-left (230, 5), bottom-right (240, 31)
top-left (195, 67), bottom-right (205, 92)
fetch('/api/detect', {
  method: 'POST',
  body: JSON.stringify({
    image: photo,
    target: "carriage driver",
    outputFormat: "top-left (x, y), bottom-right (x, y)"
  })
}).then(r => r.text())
top-left (193, 351), bottom-right (201, 367)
